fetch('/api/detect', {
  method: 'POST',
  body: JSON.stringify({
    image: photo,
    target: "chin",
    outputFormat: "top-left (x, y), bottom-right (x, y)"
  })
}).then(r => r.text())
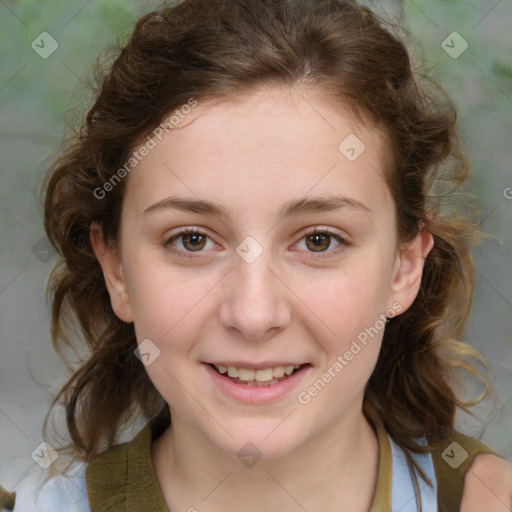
top-left (208, 422), bottom-right (309, 463)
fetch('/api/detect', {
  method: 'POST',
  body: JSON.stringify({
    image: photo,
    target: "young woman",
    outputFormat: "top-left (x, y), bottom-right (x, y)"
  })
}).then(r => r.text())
top-left (3, 0), bottom-right (512, 510)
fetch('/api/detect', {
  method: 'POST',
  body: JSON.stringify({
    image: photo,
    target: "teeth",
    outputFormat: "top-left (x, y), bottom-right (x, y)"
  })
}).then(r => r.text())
top-left (254, 368), bottom-right (273, 381)
top-left (214, 364), bottom-right (303, 382)
top-left (238, 368), bottom-right (255, 381)
top-left (284, 365), bottom-right (295, 376)
top-left (273, 366), bottom-right (285, 378)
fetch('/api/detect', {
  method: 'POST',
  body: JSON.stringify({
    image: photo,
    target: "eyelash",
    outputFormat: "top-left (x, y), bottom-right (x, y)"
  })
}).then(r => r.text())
top-left (163, 226), bottom-right (349, 260)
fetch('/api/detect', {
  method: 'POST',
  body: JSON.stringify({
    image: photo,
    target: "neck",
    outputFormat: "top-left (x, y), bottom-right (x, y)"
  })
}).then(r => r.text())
top-left (152, 404), bottom-right (380, 512)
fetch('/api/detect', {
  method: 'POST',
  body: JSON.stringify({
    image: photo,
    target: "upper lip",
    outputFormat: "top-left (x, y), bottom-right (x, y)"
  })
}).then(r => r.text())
top-left (207, 361), bottom-right (308, 370)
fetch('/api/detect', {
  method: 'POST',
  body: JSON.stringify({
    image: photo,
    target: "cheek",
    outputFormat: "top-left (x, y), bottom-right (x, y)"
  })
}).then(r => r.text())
top-left (301, 254), bottom-right (393, 387)
top-left (123, 234), bottom-right (395, 353)
top-left (307, 256), bottom-right (393, 334)
top-left (124, 255), bottom-right (212, 345)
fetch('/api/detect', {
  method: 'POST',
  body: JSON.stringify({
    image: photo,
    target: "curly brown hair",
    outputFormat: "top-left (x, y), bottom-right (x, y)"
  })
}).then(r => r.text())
top-left (43, 0), bottom-right (493, 484)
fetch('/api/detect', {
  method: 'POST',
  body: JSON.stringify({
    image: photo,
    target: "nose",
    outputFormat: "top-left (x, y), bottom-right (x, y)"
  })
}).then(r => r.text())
top-left (218, 247), bottom-right (291, 342)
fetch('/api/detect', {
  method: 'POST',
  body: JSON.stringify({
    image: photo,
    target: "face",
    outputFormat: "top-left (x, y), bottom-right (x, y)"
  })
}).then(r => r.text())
top-left (92, 84), bottom-right (432, 460)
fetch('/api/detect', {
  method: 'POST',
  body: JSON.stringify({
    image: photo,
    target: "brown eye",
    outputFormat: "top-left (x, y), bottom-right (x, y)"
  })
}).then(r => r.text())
top-left (181, 231), bottom-right (207, 251)
top-left (305, 232), bottom-right (332, 252)
top-left (296, 227), bottom-right (349, 259)
top-left (164, 228), bottom-right (214, 258)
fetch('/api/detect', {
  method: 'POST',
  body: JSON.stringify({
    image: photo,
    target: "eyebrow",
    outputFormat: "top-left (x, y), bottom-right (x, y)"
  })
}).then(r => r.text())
top-left (143, 194), bottom-right (371, 220)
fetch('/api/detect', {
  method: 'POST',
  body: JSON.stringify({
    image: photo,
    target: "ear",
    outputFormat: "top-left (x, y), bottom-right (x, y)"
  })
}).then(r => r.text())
top-left (388, 228), bottom-right (434, 314)
top-left (90, 222), bottom-right (134, 323)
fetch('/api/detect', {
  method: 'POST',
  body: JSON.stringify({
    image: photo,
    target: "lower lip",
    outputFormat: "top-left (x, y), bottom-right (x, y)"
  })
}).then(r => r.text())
top-left (203, 363), bottom-right (312, 404)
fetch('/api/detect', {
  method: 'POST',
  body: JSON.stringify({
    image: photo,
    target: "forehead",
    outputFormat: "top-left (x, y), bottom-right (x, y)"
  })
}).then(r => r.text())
top-left (123, 84), bottom-right (393, 220)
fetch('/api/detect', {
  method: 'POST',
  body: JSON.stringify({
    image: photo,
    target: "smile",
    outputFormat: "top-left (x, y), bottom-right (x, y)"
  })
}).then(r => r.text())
top-left (205, 362), bottom-right (311, 404)
top-left (212, 364), bottom-right (303, 386)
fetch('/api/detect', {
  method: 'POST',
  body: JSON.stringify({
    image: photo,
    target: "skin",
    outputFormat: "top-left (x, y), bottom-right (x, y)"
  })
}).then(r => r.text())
top-left (460, 455), bottom-right (512, 512)
top-left (90, 83), bottom-right (510, 511)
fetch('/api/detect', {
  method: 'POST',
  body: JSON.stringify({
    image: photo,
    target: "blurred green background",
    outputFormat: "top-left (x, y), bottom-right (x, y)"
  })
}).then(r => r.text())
top-left (0, 0), bottom-right (511, 489)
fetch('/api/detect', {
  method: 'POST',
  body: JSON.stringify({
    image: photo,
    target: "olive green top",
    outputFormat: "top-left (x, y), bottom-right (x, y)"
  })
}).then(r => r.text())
top-left (1, 416), bottom-right (499, 511)
top-left (84, 415), bottom-right (498, 511)
top-left (87, 419), bottom-right (393, 511)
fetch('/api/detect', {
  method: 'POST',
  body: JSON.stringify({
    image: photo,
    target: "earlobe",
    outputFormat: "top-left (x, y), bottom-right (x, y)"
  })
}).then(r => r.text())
top-left (388, 228), bottom-right (434, 314)
top-left (90, 222), bottom-right (134, 323)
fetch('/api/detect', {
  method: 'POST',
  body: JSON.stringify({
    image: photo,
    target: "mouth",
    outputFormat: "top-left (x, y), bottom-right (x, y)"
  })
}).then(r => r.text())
top-left (209, 363), bottom-right (309, 387)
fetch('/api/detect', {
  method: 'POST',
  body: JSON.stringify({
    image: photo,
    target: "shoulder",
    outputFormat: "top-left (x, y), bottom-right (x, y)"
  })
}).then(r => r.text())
top-left (460, 454), bottom-right (512, 512)
top-left (429, 429), bottom-right (510, 511)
